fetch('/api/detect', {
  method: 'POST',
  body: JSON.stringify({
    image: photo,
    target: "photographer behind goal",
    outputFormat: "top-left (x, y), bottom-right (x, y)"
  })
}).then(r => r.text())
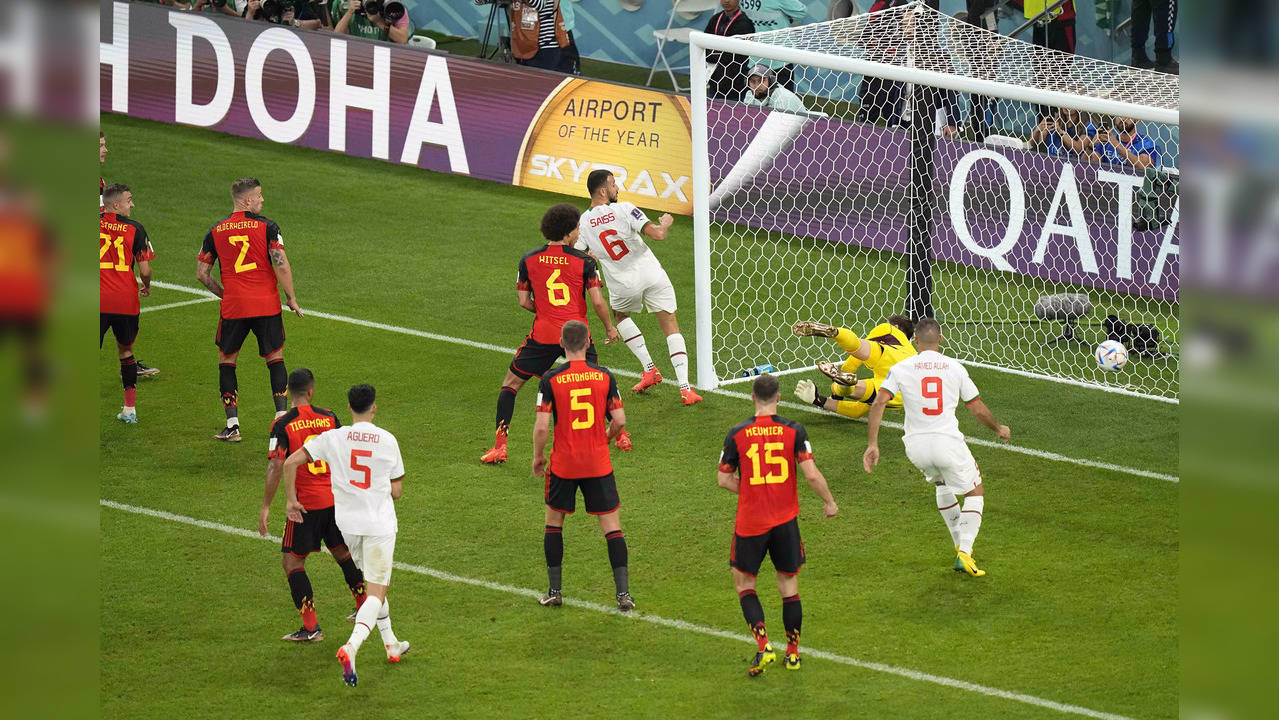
top-left (333, 0), bottom-right (413, 43)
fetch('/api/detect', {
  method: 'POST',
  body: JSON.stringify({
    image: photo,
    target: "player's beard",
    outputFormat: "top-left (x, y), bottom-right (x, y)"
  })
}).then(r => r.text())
top-left (753, 88), bottom-right (769, 100)
top-left (608, 188), bottom-right (619, 203)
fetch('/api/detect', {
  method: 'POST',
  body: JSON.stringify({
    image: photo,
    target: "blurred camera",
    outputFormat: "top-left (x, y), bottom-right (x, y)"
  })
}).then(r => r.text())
top-left (361, 0), bottom-right (384, 15)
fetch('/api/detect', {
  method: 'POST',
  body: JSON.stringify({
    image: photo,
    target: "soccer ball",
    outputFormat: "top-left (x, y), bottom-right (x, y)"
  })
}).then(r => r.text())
top-left (1095, 340), bottom-right (1128, 372)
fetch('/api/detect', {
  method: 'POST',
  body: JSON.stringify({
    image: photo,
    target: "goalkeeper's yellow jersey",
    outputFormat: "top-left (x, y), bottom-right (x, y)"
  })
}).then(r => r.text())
top-left (864, 322), bottom-right (917, 378)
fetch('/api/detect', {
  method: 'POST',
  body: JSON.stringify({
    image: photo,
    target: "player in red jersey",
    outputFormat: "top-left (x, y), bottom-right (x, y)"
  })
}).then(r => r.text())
top-left (259, 368), bottom-right (368, 642)
top-left (532, 321), bottom-right (634, 611)
top-left (481, 203), bottom-right (621, 464)
top-left (718, 373), bottom-right (838, 676)
top-left (99, 184), bottom-right (154, 423)
top-left (99, 133), bottom-right (157, 377)
top-left (197, 178), bottom-right (303, 442)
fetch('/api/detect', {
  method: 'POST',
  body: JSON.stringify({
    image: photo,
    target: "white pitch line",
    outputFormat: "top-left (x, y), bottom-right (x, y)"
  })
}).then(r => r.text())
top-left (146, 281), bottom-right (1178, 483)
top-left (141, 297), bottom-right (219, 313)
top-left (100, 499), bottom-right (1140, 720)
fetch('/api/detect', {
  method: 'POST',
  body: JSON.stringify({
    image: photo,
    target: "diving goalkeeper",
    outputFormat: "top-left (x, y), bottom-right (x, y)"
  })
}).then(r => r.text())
top-left (791, 316), bottom-right (917, 419)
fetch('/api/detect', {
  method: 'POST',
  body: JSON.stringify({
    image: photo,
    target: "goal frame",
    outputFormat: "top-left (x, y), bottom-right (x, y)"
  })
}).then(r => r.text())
top-left (688, 27), bottom-right (1179, 402)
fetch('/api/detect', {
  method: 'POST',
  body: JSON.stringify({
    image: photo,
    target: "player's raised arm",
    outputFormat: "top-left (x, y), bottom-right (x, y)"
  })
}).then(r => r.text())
top-left (642, 213), bottom-right (675, 242)
top-left (862, 389), bottom-right (893, 473)
top-left (268, 245), bottom-right (302, 318)
top-left (965, 397), bottom-right (1011, 442)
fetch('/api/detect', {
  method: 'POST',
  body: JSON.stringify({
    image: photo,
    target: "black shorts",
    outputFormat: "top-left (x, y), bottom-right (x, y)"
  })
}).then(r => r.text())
top-left (510, 338), bottom-right (597, 380)
top-left (281, 505), bottom-right (348, 557)
top-left (100, 313), bottom-right (139, 349)
top-left (545, 471), bottom-right (619, 515)
top-left (215, 313), bottom-right (285, 357)
top-left (730, 517), bottom-right (806, 577)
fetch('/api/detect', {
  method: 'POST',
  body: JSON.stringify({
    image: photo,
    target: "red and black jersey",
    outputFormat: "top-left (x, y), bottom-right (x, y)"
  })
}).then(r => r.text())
top-left (99, 212), bottom-right (154, 316)
top-left (719, 414), bottom-right (814, 536)
top-left (537, 360), bottom-right (623, 479)
top-left (269, 404), bottom-right (342, 511)
top-left (0, 202), bottom-right (53, 319)
top-left (198, 211), bottom-right (284, 319)
top-left (517, 243), bottom-right (602, 344)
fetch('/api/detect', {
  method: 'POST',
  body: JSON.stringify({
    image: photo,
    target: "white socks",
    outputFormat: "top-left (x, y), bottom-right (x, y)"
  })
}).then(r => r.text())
top-left (377, 597), bottom-right (398, 645)
top-left (616, 318), bottom-right (655, 372)
top-left (666, 333), bottom-right (690, 390)
top-left (958, 495), bottom-right (984, 555)
top-left (347, 596), bottom-right (382, 652)
top-left (227, 416), bottom-right (239, 429)
top-left (936, 487), bottom-right (961, 547)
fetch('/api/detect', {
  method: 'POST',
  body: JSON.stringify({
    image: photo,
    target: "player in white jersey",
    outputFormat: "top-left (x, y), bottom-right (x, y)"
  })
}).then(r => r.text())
top-left (861, 319), bottom-right (1010, 578)
top-left (576, 169), bottom-right (703, 406)
top-left (283, 383), bottom-right (408, 687)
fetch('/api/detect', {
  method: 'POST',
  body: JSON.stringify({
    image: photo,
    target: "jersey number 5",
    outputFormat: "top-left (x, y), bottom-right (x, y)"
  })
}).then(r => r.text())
top-left (349, 449), bottom-right (373, 489)
top-left (922, 377), bottom-right (943, 416)
top-left (597, 229), bottom-right (630, 261)
top-left (569, 387), bottom-right (595, 429)
top-left (228, 235), bottom-right (258, 273)
top-left (744, 442), bottom-right (789, 485)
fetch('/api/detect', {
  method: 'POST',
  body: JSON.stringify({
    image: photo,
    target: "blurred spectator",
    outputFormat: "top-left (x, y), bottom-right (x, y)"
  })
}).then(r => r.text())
top-left (741, 0), bottom-right (807, 90)
top-left (509, 0), bottom-right (572, 73)
top-left (705, 0), bottom-right (756, 101)
top-left (0, 135), bottom-right (53, 422)
top-left (559, 0), bottom-right (581, 75)
top-left (1131, 0), bottom-right (1177, 74)
top-left (857, 0), bottom-right (915, 127)
top-left (333, 0), bottom-right (412, 43)
top-left (1029, 107), bottom-right (1090, 156)
top-left (1087, 116), bottom-right (1160, 171)
top-left (743, 64), bottom-right (806, 112)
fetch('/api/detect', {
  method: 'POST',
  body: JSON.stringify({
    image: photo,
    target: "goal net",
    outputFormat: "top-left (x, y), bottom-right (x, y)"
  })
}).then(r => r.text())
top-left (689, 2), bottom-right (1179, 402)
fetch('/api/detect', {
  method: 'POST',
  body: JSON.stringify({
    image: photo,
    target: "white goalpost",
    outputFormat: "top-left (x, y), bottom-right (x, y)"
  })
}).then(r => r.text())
top-left (689, 2), bottom-right (1179, 403)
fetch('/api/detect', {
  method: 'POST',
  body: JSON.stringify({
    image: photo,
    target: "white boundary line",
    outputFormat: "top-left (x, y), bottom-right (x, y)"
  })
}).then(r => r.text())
top-left (141, 296), bottom-right (219, 313)
top-left (145, 282), bottom-right (1178, 483)
top-left (99, 499), bottom-right (1141, 720)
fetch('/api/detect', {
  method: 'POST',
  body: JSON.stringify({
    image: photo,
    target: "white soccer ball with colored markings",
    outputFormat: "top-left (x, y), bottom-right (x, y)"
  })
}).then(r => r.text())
top-left (1095, 340), bottom-right (1128, 372)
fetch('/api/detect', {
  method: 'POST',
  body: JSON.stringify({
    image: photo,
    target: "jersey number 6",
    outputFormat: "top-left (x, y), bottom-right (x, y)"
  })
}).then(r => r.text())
top-left (597, 229), bottom-right (630, 261)
top-left (349, 449), bottom-right (373, 489)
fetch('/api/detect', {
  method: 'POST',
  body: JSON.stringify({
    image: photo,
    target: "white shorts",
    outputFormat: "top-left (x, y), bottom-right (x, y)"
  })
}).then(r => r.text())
top-left (608, 272), bottom-right (677, 314)
top-left (346, 532), bottom-right (396, 586)
top-left (903, 435), bottom-right (982, 496)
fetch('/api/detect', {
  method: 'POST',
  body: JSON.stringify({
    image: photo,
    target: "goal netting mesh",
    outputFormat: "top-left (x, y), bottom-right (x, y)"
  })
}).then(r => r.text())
top-left (691, 1), bottom-right (1179, 401)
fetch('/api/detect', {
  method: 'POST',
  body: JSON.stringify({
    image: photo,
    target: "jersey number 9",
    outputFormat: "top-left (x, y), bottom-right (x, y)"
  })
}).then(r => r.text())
top-left (921, 377), bottom-right (943, 416)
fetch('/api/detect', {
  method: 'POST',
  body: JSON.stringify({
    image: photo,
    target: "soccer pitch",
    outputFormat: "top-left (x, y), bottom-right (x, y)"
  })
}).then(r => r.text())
top-left (99, 114), bottom-right (1177, 719)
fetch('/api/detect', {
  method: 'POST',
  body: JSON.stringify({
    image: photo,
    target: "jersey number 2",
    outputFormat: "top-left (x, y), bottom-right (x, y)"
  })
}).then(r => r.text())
top-left (349, 449), bottom-right (373, 489)
top-left (921, 377), bottom-right (943, 416)
top-left (228, 235), bottom-right (258, 273)
top-left (597, 229), bottom-right (630, 261)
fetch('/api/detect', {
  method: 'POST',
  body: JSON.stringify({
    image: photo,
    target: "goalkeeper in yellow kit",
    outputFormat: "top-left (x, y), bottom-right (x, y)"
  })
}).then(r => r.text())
top-left (790, 316), bottom-right (917, 420)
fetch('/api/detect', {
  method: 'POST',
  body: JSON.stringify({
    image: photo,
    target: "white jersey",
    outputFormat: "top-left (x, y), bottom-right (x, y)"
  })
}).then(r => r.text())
top-left (575, 201), bottom-right (666, 289)
top-left (879, 350), bottom-right (980, 442)
top-left (303, 421), bottom-right (404, 536)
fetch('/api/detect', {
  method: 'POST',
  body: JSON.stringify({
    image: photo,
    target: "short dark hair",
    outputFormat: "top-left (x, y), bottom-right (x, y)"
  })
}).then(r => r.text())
top-left (102, 183), bottom-right (130, 206)
top-left (287, 367), bottom-right (315, 395)
top-left (586, 169), bottom-right (613, 197)
top-left (914, 317), bottom-right (942, 344)
top-left (560, 320), bottom-right (590, 353)
top-left (541, 203), bottom-right (581, 242)
top-left (752, 373), bottom-right (780, 402)
top-left (231, 177), bottom-right (261, 200)
top-left (887, 314), bottom-right (915, 338)
top-left (348, 384), bottom-right (376, 414)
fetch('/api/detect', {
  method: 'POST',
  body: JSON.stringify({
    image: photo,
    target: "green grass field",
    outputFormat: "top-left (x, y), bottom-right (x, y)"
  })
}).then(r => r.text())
top-left (99, 113), bottom-right (1177, 719)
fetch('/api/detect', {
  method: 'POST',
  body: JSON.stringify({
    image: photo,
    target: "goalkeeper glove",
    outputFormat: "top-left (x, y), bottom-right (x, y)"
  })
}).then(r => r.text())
top-left (795, 379), bottom-right (827, 409)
